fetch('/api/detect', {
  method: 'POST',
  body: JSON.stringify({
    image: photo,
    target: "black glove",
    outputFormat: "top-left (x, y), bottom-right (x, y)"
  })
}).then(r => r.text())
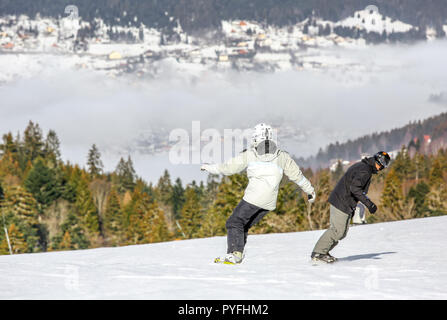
top-left (307, 191), bottom-right (316, 204)
top-left (365, 201), bottom-right (377, 214)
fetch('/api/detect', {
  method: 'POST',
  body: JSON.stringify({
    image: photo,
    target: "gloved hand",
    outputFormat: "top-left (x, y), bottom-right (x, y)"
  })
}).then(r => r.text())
top-left (365, 200), bottom-right (377, 214)
top-left (307, 191), bottom-right (316, 204)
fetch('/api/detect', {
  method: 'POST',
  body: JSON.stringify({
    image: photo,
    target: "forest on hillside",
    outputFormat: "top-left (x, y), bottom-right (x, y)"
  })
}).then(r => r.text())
top-left (1, 121), bottom-right (446, 255)
top-left (1, 0), bottom-right (447, 33)
top-left (299, 112), bottom-right (447, 169)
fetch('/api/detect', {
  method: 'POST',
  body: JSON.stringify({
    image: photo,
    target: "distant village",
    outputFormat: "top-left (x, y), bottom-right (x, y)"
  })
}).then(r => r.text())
top-left (0, 7), bottom-right (445, 159)
top-left (1, 7), bottom-right (445, 80)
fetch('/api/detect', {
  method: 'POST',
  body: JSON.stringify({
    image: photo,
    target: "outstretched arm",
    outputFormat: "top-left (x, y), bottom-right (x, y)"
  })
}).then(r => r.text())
top-left (281, 152), bottom-right (315, 201)
top-left (201, 151), bottom-right (248, 176)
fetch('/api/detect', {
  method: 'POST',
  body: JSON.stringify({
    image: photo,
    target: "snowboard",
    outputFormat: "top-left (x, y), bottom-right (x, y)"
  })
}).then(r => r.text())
top-left (311, 257), bottom-right (338, 265)
top-left (214, 256), bottom-right (238, 265)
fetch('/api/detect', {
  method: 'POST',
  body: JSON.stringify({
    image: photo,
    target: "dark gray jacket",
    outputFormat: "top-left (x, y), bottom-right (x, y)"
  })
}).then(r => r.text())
top-left (328, 157), bottom-right (378, 215)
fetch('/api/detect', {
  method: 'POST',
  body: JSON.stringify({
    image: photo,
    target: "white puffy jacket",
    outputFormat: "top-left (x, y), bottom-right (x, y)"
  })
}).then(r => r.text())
top-left (202, 148), bottom-right (314, 210)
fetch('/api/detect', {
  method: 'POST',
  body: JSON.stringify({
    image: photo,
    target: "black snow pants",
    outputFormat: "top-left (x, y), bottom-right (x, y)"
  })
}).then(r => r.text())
top-left (226, 199), bottom-right (269, 253)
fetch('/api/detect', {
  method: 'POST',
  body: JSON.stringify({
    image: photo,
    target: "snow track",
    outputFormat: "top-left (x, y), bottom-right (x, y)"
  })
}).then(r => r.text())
top-left (1, 216), bottom-right (446, 299)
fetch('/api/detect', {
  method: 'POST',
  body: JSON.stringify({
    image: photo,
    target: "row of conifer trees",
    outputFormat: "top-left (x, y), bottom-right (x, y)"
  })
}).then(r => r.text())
top-left (1, 121), bottom-right (446, 255)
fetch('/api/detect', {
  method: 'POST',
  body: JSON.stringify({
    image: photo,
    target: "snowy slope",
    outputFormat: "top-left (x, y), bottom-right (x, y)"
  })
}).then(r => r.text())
top-left (1, 216), bottom-right (447, 299)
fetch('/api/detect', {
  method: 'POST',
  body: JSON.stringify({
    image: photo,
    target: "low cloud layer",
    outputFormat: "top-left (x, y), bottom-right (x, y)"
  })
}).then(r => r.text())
top-left (1, 40), bottom-right (446, 182)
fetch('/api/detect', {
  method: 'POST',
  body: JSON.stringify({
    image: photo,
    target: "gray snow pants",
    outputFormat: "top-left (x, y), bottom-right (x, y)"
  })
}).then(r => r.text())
top-left (312, 205), bottom-right (351, 255)
top-left (226, 199), bottom-right (269, 254)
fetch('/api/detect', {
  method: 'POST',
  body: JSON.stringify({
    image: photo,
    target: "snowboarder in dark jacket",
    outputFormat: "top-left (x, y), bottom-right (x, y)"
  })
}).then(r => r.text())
top-left (311, 151), bottom-right (391, 263)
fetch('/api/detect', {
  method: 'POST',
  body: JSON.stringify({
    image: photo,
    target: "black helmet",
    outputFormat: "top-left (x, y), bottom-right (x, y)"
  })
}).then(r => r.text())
top-left (374, 151), bottom-right (391, 170)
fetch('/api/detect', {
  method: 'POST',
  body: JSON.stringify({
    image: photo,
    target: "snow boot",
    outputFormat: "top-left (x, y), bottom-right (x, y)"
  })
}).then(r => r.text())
top-left (224, 251), bottom-right (244, 264)
top-left (311, 252), bottom-right (337, 263)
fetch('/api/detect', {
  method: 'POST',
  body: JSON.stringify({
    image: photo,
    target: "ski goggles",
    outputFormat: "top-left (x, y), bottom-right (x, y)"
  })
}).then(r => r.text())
top-left (375, 151), bottom-right (391, 170)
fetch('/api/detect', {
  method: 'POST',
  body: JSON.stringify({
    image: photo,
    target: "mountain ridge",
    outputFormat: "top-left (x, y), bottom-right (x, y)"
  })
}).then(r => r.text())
top-left (1, 0), bottom-right (446, 33)
top-left (296, 111), bottom-right (447, 169)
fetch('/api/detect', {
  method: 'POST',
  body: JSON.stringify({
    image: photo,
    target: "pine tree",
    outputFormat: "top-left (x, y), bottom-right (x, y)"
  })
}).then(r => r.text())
top-left (155, 169), bottom-right (175, 233)
top-left (59, 230), bottom-right (73, 250)
top-left (308, 170), bottom-right (331, 229)
top-left (75, 175), bottom-right (101, 244)
top-left (2, 186), bottom-right (41, 252)
top-left (3, 224), bottom-right (27, 254)
top-left (87, 144), bottom-right (104, 177)
top-left (392, 146), bottom-right (412, 181)
top-left (413, 153), bottom-right (428, 181)
top-left (206, 174), bottom-right (219, 197)
top-left (407, 182), bottom-right (430, 217)
top-left (114, 158), bottom-right (127, 192)
top-left (52, 210), bottom-right (90, 250)
top-left (12, 131), bottom-right (28, 174)
top-left (178, 186), bottom-right (202, 239)
top-left (0, 132), bottom-right (18, 156)
top-left (428, 157), bottom-right (444, 186)
top-left (332, 160), bottom-right (344, 183)
top-left (171, 177), bottom-right (185, 219)
top-left (426, 157), bottom-right (447, 215)
top-left (61, 164), bottom-right (82, 203)
top-left (89, 178), bottom-right (110, 235)
top-left (0, 233), bottom-right (12, 255)
top-left (103, 189), bottom-right (123, 245)
top-left (381, 168), bottom-right (405, 220)
top-left (0, 132), bottom-right (22, 177)
top-left (24, 158), bottom-right (61, 208)
top-left (156, 169), bottom-right (173, 205)
top-left (115, 156), bottom-right (136, 192)
top-left (0, 151), bottom-right (21, 178)
top-left (122, 189), bottom-right (150, 244)
top-left (122, 185), bottom-right (173, 245)
top-left (23, 121), bottom-right (44, 162)
top-left (149, 205), bottom-right (171, 243)
top-left (44, 130), bottom-right (61, 165)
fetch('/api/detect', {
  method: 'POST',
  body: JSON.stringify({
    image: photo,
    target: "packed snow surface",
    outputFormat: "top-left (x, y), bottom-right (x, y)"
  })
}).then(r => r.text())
top-left (1, 216), bottom-right (447, 299)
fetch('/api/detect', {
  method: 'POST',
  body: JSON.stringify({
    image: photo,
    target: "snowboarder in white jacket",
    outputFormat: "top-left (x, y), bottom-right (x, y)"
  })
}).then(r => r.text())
top-left (201, 123), bottom-right (316, 264)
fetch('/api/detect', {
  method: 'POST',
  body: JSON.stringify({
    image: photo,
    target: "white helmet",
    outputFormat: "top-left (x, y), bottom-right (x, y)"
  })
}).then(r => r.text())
top-left (252, 123), bottom-right (273, 146)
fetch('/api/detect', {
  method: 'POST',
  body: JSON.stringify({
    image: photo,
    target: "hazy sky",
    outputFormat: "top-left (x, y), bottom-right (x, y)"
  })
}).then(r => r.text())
top-left (0, 40), bottom-right (446, 183)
